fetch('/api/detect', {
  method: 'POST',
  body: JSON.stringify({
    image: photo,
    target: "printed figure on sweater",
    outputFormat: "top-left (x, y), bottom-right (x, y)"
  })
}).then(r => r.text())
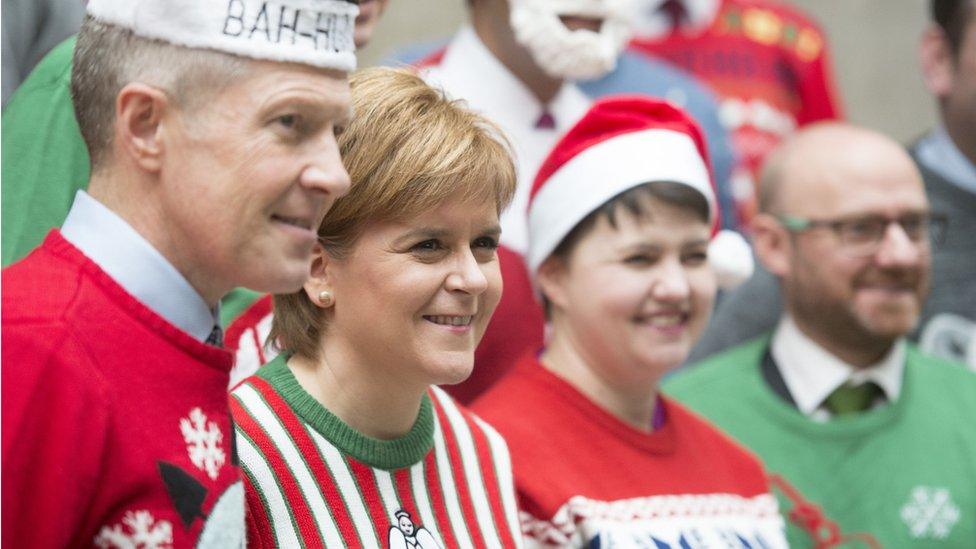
top-left (389, 509), bottom-right (442, 549)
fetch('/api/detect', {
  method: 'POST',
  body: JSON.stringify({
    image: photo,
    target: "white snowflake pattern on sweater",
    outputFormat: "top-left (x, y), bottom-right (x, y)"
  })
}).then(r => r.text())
top-left (900, 486), bottom-right (961, 539)
top-left (94, 510), bottom-right (173, 549)
top-left (180, 407), bottom-right (226, 480)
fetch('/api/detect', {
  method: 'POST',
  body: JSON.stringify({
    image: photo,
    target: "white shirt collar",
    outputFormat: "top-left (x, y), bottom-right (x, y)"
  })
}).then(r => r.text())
top-left (771, 315), bottom-right (906, 421)
top-left (421, 26), bottom-right (591, 254)
top-left (915, 126), bottom-right (976, 195)
top-left (634, 0), bottom-right (722, 39)
top-left (422, 26), bottom-right (587, 134)
top-left (61, 190), bottom-right (219, 342)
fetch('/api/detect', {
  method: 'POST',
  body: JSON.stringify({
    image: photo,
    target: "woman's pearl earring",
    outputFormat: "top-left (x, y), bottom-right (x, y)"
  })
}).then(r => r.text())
top-left (317, 290), bottom-right (335, 308)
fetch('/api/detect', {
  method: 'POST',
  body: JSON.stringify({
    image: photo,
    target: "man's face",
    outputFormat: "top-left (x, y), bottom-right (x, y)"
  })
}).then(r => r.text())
top-left (507, 0), bottom-right (634, 80)
top-left (778, 145), bottom-right (931, 347)
top-left (160, 60), bottom-right (352, 300)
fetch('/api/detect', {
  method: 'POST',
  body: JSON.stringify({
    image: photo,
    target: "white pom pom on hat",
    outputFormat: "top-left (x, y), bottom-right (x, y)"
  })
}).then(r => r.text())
top-left (86, 0), bottom-right (360, 72)
top-left (526, 95), bottom-right (753, 289)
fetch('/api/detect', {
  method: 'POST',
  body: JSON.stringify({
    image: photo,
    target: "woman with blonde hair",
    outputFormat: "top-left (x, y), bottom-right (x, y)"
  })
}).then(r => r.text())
top-left (230, 67), bottom-right (522, 548)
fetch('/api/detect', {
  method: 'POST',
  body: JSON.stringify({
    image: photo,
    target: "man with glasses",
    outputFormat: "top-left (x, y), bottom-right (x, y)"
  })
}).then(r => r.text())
top-left (664, 123), bottom-right (976, 546)
top-left (688, 0), bottom-right (976, 369)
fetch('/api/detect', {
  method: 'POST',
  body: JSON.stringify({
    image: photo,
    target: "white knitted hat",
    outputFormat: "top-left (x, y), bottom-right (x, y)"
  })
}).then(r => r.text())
top-left (86, 0), bottom-right (359, 71)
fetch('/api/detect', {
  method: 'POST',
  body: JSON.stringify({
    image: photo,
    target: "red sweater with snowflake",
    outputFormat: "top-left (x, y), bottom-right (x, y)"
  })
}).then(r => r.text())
top-left (472, 355), bottom-right (788, 547)
top-left (2, 231), bottom-right (245, 548)
top-left (632, 0), bottom-right (842, 225)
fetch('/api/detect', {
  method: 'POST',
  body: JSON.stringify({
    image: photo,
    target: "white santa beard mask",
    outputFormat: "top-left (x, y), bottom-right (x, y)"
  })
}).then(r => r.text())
top-left (509, 0), bottom-right (635, 81)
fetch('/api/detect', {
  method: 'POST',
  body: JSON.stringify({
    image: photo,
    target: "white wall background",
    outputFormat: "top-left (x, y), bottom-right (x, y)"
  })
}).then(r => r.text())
top-left (357, 0), bottom-right (940, 144)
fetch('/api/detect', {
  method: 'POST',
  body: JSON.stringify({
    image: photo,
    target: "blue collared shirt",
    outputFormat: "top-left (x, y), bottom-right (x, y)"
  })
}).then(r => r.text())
top-left (916, 126), bottom-right (976, 195)
top-left (61, 190), bottom-right (219, 342)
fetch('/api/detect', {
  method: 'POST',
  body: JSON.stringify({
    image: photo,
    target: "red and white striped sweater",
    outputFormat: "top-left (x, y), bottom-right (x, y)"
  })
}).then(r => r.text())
top-left (231, 355), bottom-right (523, 548)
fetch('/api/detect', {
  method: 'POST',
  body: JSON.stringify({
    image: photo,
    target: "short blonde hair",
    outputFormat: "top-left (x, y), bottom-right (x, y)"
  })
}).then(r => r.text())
top-left (270, 67), bottom-right (517, 359)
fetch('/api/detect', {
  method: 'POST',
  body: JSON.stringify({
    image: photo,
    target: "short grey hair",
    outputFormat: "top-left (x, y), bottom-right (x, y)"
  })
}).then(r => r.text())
top-left (71, 15), bottom-right (250, 171)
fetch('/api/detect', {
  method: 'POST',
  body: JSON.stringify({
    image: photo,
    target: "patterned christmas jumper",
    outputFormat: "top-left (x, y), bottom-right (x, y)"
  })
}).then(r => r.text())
top-left (231, 354), bottom-right (523, 548)
top-left (2, 231), bottom-right (245, 548)
top-left (471, 355), bottom-right (788, 548)
top-left (664, 337), bottom-right (976, 547)
top-left (632, 0), bottom-right (843, 226)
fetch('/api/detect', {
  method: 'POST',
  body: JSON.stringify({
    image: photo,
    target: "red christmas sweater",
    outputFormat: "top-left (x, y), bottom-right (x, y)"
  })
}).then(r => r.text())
top-left (2, 231), bottom-right (245, 548)
top-left (473, 355), bottom-right (788, 547)
top-left (632, 0), bottom-right (843, 225)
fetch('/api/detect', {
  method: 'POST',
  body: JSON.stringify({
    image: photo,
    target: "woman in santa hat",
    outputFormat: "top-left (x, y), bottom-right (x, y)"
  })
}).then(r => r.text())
top-left (472, 96), bottom-right (788, 547)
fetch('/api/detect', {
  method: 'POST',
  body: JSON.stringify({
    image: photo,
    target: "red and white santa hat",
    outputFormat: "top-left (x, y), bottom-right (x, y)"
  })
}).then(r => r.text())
top-left (526, 95), bottom-right (753, 288)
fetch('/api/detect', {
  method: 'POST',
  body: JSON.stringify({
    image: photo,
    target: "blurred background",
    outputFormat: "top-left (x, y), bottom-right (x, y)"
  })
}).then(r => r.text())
top-left (360, 0), bottom-right (937, 144)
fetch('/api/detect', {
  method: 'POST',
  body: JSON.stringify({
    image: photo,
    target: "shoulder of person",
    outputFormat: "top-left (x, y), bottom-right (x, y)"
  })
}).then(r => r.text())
top-left (663, 335), bottom-right (770, 399)
top-left (733, 0), bottom-right (825, 31)
top-left (7, 35), bottom-right (76, 97)
top-left (3, 235), bottom-right (88, 324)
top-left (906, 344), bottom-right (976, 397)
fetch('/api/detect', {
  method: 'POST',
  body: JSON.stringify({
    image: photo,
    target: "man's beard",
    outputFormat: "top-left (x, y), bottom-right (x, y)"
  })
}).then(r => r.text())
top-left (509, 0), bottom-right (634, 81)
top-left (789, 265), bottom-right (926, 353)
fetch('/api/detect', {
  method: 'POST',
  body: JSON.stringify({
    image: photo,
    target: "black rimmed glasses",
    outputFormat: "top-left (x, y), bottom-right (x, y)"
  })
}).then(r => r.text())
top-left (776, 212), bottom-right (948, 256)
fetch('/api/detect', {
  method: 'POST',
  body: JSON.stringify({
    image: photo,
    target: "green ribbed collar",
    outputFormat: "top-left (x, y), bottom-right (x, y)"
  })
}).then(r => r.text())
top-left (258, 354), bottom-right (435, 470)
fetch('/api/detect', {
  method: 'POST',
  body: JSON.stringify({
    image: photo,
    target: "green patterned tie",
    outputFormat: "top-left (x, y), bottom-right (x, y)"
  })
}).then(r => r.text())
top-left (824, 382), bottom-right (883, 416)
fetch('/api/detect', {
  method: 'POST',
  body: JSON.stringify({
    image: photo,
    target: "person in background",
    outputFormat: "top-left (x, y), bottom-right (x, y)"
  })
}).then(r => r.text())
top-left (389, 29), bottom-right (741, 234)
top-left (665, 123), bottom-right (976, 547)
top-left (474, 96), bottom-right (782, 547)
top-left (687, 0), bottom-right (976, 369)
top-left (1, 0), bottom-right (84, 106)
top-left (2, 0), bottom-right (358, 546)
top-left (914, 0), bottom-right (976, 366)
top-left (632, 0), bottom-right (844, 227)
top-left (233, 67), bottom-right (522, 547)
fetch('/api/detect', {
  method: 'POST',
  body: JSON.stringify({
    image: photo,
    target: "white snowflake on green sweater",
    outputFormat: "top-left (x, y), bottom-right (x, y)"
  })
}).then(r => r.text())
top-left (900, 486), bottom-right (960, 539)
top-left (94, 510), bottom-right (173, 548)
top-left (180, 407), bottom-right (226, 480)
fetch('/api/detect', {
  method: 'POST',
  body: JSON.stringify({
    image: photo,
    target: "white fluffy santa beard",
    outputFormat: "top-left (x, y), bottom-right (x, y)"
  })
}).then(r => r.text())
top-left (509, 0), bottom-right (634, 81)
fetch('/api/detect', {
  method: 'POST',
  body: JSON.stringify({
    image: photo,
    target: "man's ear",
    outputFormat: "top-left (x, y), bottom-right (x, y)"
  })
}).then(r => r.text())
top-left (920, 25), bottom-right (954, 99)
top-left (115, 83), bottom-right (171, 173)
top-left (303, 243), bottom-right (337, 308)
top-left (536, 255), bottom-right (570, 312)
top-left (751, 213), bottom-right (792, 278)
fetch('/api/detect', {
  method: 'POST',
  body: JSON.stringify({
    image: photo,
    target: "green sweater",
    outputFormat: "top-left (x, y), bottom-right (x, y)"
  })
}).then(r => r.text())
top-left (664, 337), bottom-right (976, 548)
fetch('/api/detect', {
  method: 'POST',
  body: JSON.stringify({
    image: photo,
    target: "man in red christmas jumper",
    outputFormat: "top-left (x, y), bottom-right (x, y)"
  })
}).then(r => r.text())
top-left (631, 0), bottom-right (844, 227)
top-left (1, 0), bottom-right (357, 546)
